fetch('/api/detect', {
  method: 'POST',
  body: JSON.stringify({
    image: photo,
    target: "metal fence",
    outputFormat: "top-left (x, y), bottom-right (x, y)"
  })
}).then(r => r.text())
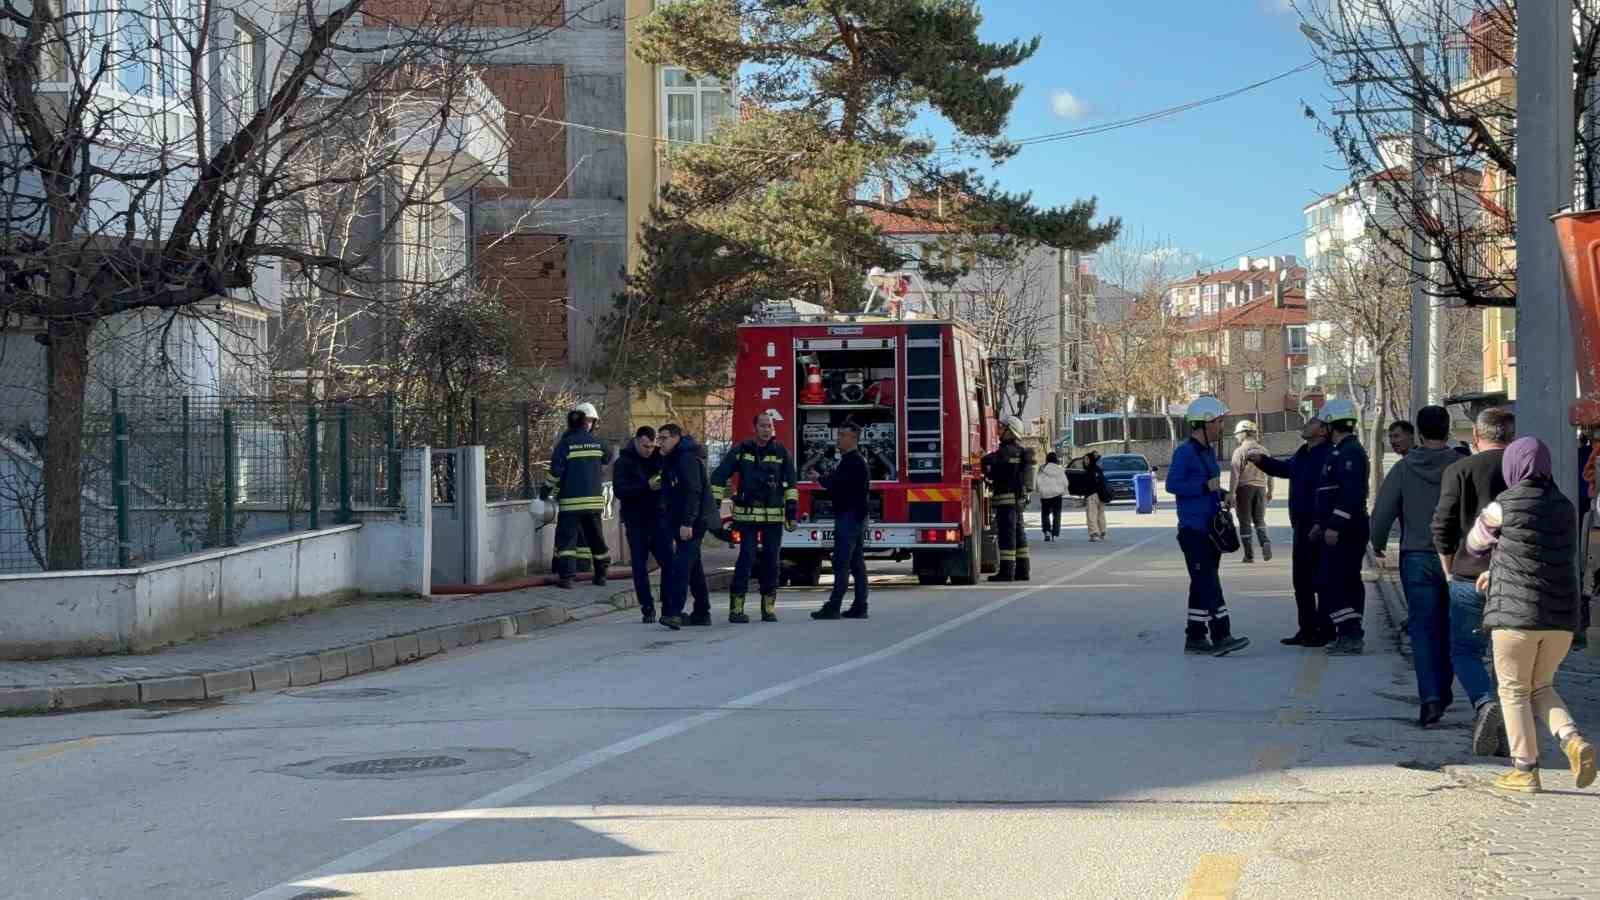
top-left (0, 394), bottom-right (570, 573)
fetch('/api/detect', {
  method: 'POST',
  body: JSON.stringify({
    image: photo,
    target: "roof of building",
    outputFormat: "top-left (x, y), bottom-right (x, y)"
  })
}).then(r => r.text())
top-left (1303, 164), bottom-right (1486, 211)
top-left (1169, 265), bottom-right (1306, 290)
top-left (864, 194), bottom-right (967, 235)
top-left (1179, 291), bottom-right (1308, 331)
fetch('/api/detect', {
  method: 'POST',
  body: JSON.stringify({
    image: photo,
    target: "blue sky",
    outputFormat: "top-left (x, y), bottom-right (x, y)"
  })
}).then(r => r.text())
top-left (942, 0), bottom-right (1344, 271)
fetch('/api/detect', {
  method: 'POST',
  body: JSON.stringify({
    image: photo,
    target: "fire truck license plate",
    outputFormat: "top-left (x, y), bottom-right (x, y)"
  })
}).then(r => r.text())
top-left (820, 530), bottom-right (834, 541)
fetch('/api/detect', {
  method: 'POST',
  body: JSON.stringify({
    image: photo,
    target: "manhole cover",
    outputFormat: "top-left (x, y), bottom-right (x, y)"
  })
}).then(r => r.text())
top-left (287, 688), bottom-right (397, 700)
top-left (271, 747), bottom-right (531, 781)
top-left (326, 755), bottom-right (465, 776)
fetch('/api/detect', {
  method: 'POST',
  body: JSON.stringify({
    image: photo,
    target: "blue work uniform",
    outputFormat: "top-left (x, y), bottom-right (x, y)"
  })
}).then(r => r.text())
top-left (1255, 441), bottom-right (1334, 638)
top-left (1315, 433), bottom-right (1370, 638)
top-left (1165, 437), bottom-right (1233, 642)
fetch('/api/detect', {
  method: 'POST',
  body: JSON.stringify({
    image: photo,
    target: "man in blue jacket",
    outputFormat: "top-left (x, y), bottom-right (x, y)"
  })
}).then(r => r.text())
top-left (808, 422), bottom-right (871, 620)
top-left (1166, 396), bottom-right (1250, 657)
top-left (1249, 417), bottom-right (1333, 646)
top-left (612, 426), bottom-right (668, 624)
top-left (656, 424), bottom-right (711, 630)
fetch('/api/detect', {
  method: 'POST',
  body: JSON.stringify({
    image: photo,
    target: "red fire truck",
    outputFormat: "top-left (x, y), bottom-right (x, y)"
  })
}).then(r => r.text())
top-left (730, 292), bottom-right (1002, 586)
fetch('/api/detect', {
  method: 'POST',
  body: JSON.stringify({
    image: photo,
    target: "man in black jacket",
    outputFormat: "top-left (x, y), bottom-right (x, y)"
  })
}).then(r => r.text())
top-left (711, 412), bottom-right (798, 623)
top-left (656, 424), bottom-right (711, 630)
top-left (808, 422), bottom-right (870, 620)
top-left (1250, 417), bottom-right (1332, 646)
top-left (1432, 406), bottom-right (1514, 755)
top-left (613, 426), bottom-right (668, 624)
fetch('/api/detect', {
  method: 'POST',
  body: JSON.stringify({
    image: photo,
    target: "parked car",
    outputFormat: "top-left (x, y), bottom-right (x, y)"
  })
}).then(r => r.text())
top-left (1098, 453), bottom-right (1154, 504)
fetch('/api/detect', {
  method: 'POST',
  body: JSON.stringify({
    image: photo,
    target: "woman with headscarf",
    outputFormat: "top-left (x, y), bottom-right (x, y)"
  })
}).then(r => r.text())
top-left (1466, 436), bottom-right (1595, 792)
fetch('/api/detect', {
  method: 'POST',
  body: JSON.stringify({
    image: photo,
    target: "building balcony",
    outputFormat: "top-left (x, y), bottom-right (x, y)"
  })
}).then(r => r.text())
top-left (392, 73), bottom-right (509, 193)
top-left (1177, 355), bottom-right (1217, 371)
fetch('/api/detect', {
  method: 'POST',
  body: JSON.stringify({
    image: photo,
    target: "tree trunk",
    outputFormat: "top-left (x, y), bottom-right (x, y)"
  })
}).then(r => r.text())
top-left (44, 320), bottom-right (91, 570)
top-left (1120, 399), bottom-right (1132, 452)
top-left (1367, 352), bottom-right (1388, 505)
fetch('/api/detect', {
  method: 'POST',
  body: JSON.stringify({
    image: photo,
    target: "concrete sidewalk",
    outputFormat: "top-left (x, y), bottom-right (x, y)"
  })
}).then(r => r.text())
top-left (0, 546), bottom-right (739, 715)
top-left (1375, 558), bottom-right (1600, 900)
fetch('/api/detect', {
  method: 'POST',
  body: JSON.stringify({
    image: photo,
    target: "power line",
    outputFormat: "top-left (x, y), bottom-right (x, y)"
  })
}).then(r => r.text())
top-left (1198, 228), bottom-right (1312, 272)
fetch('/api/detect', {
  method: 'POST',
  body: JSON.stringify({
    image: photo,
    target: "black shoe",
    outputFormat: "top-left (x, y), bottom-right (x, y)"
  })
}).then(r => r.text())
top-left (1472, 701), bottom-right (1505, 757)
top-left (556, 577), bottom-right (574, 590)
top-left (1185, 637), bottom-right (1212, 655)
top-left (760, 596), bottom-right (778, 623)
top-left (1327, 636), bottom-right (1365, 656)
top-left (642, 608), bottom-right (657, 624)
top-left (1280, 632), bottom-right (1306, 646)
top-left (812, 603), bottom-right (842, 620)
top-left (1260, 541), bottom-right (1273, 562)
top-left (1211, 636), bottom-right (1251, 657)
top-left (729, 612), bottom-right (750, 624)
top-left (593, 575), bottom-right (607, 588)
top-left (660, 615), bottom-right (682, 631)
top-left (685, 610), bottom-right (712, 627)
top-left (1420, 700), bottom-right (1445, 727)
top-left (842, 604), bottom-right (869, 619)
top-left (1301, 632), bottom-right (1333, 648)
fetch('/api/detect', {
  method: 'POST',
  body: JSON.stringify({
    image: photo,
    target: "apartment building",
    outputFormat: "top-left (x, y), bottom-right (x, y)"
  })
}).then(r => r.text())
top-left (1166, 256), bottom-right (1306, 319)
top-left (1175, 287), bottom-right (1313, 418)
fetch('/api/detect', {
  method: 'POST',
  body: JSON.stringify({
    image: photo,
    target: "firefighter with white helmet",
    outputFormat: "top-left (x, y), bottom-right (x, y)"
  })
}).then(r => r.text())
top-left (982, 415), bottom-right (1036, 582)
top-left (1311, 397), bottom-right (1370, 655)
top-left (1229, 418), bottom-right (1273, 564)
top-left (1166, 396), bottom-right (1250, 656)
top-left (544, 403), bottom-right (613, 589)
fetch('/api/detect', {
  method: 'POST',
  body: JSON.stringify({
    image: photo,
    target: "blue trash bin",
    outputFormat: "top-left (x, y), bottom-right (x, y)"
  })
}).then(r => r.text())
top-left (1133, 472), bottom-right (1156, 514)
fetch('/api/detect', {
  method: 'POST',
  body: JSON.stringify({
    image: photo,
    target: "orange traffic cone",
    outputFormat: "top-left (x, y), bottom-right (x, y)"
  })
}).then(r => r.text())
top-left (801, 360), bottom-right (828, 404)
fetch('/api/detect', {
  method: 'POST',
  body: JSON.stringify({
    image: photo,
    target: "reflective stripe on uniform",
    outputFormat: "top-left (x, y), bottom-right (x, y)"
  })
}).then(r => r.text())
top-left (561, 497), bottom-right (606, 511)
top-left (783, 488), bottom-right (798, 501)
top-left (1332, 509), bottom-right (1351, 520)
top-left (999, 551), bottom-right (1017, 561)
top-left (567, 448), bottom-right (605, 459)
top-left (733, 506), bottom-right (787, 523)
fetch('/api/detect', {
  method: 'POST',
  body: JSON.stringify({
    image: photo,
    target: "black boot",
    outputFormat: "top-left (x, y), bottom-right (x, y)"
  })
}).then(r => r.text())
top-left (1259, 538), bottom-right (1273, 562)
top-left (811, 601), bottom-right (842, 620)
top-left (686, 609), bottom-right (712, 627)
top-left (760, 594), bottom-right (778, 623)
top-left (1015, 558), bottom-right (1031, 582)
top-left (593, 571), bottom-right (607, 588)
top-left (556, 576), bottom-right (574, 589)
top-left (728, 594), bottom-right (750, 624)
top-left (641, 607), bottom-right (657, 624)
top-left (1241, 538), bottom-right (1255, 564)
top-left (988, 562), bottom-right (1015, 583)
top-left (1185, 635), bottom-right (1212, 655)
top-left (842, 602), bottom-right (869, 619)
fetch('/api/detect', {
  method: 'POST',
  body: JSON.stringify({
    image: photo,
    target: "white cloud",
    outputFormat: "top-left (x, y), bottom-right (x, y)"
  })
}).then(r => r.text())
top-left (1050, 90), bottom-right (1092, 121)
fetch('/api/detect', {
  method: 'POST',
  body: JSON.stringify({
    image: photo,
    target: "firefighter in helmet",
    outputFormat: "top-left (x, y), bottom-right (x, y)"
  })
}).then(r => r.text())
top-left (983, 415), bottom-right (1036, 582)
top-left (710, 411), bottom-right (798, 623)
top-left (1311, 397), bottom-right (1370, 655)
top-left (543, 403), bottom-right (613, 589)
top-left (1167, 396), bottom-right (1250, 656)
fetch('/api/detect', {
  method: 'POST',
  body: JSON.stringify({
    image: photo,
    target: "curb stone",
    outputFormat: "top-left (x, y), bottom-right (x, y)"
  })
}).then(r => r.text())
top-left (6, 570), bottom-right (733, 716)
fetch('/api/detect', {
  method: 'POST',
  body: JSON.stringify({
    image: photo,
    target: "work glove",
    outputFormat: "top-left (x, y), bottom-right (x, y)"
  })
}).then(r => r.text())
top-left (719, 499), bottom-right (734, 520)
top-left (648, 474), bottom-right (661, 491)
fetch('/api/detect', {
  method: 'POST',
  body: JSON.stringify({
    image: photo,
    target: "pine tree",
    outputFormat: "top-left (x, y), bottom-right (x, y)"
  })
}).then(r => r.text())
top-left (600, 0), bottom-right (1121, 392)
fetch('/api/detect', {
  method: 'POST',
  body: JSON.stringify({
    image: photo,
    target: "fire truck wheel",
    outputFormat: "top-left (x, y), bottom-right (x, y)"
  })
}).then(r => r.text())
top-left (914, 551), bottom-right (948, 586)
top-left (786, 555), bottom-right (823, 587)
top-left (950, 496), bottom-right (985, 586)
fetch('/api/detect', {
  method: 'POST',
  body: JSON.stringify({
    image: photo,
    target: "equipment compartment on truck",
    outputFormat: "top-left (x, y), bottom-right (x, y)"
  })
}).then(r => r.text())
top-left (794, 337), bottom-right (899, 483)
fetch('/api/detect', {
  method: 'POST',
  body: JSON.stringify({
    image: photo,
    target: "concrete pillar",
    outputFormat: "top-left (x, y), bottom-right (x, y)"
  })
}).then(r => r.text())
top-left (459, 446), bottom-right (489, 584)
top-left (356, 447), bottom-right (433, 596)
top-left (1517, 1), bottom-right (1578, 502)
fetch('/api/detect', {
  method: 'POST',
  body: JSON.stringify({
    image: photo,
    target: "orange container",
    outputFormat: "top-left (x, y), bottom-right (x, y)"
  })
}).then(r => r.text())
top-left (1553, 210), bottom-right (1600, 426)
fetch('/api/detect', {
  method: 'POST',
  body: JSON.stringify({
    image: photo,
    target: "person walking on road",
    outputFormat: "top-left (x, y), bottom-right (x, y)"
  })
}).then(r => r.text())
top-left (1166, 397), bottom-right (1250, 657)
top-left (1464, 436), bottom-right (1596, 793)
top-left (711, 412), bottom-right (798, 624)
top-left (1080, 451), bottom-right (1110, 542)
top-left (1370, 405), bottom-right (1460, 726)
top-left (613, 426), bottom-right (669, 624)
top-left (983, 416), bottom-right (1037, 581)
top-left (544, 407), bottom-right (613, 590)
top-left (1230, 420), bottom-right (1272, 563)
top-left (1433, 407), bottom-right (1515, 755)
top-left (1310, 399), bottom-right (1370, 656)
top-left (1037, 452), bottom-right (1066, 542)
top-left (809, 422), bottom-right (870, 620)
top-left (1250, 418), bottom-right (1332, 646)
top-left (656, 424), bottom-right (712, 630)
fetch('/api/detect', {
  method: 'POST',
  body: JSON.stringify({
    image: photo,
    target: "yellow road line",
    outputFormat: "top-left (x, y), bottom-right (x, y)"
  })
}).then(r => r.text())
top-left (14, 736), bottom-right (99, 765)
top-left (1292, 652), bottom-right (1327, 699)
top-left (1184, 853), bottom-right (1245, 899)
top-left (1219, 794), bottom-right (1272, 834)
top-left (1254, 744), bottom-right (1294, 771)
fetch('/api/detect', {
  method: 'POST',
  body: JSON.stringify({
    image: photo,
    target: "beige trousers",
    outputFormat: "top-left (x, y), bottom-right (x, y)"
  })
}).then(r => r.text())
top-left (1085, 496), bottom-right (1107, 538)
top-left (1492, 629), bottom-right (1577, 766)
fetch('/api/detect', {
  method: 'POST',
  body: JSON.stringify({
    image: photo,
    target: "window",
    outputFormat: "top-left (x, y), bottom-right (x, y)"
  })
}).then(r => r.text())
top-left (661, 67), bottom-right (733, 145)
top-left (1287, 326), bottom-right (1308, 355)
top-left (1244, 371), bottom-right (1266, 393)
top-left (229, 23), bottom-right (263, 119)
top-left (106, 0), bottom-right (196, 100)
top-left (1244, 329), bottom-right (1263, 352)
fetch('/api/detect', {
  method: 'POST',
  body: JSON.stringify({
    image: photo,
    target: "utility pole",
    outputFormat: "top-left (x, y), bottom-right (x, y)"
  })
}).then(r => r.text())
top-left (1407, 42), bottom-right (1431, 416)
top-left (1428, 164), bottom-right (1446, 405)
top-left (1518, 0), bottom-right (1577, 504)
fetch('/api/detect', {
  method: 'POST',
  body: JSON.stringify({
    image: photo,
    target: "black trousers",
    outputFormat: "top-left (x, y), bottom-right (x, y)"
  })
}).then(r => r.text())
top-left (625, 519), bottom-right (670, 611)
top-left (1040, 496), bottom-right (1063, 537)
top-left (1290, 521), bottom-right (1324, 637)
top-left (555, 511), bottom-right (610, 579)
top-left (828, 510), bottom-right (869, 606)
top-left (1318, 521), bottom-right (1369, 638)
top-left (732, 523), bottom-right (783, 597)
top-left (663, 525), bottom-right (709, 618)
top-left (995, 503), bottom-right (1027, 570)
top-left (1178, 527), bottom-right (1231, 641)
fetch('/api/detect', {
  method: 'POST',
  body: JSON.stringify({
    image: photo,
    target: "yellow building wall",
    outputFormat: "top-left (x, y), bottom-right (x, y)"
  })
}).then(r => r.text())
top-left (624, 0), bottom-right (656, 272)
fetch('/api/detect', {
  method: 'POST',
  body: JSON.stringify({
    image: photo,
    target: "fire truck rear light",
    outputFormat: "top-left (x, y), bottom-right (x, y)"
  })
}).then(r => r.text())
top-left (809, 530), bottom-right (820, 541)
top-left (918, 529), bottom-right (960, 543)
top-left (730, 530), bottom-right (741, 544)
top-left (872, 530), bottom-right (884, 542)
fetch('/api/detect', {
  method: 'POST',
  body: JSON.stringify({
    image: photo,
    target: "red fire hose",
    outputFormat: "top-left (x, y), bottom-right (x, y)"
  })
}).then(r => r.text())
top-left (432, 564), bottom-right (642, 595)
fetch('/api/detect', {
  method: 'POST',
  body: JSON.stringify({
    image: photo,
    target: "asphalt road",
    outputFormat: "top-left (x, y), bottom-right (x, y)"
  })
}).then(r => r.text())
top-left (2, 502), bottom-right (1508, 899)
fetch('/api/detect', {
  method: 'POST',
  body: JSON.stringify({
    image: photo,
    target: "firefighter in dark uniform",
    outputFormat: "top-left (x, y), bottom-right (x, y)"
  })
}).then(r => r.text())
top-left (543, 405), bottom-right (613, 589)
top-left (983, 415), bottom-right (1037, 582)
top-left (1311, 398), bottom-right (1370, 655)
top-left (711, 411), bottom-right (798, 623)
